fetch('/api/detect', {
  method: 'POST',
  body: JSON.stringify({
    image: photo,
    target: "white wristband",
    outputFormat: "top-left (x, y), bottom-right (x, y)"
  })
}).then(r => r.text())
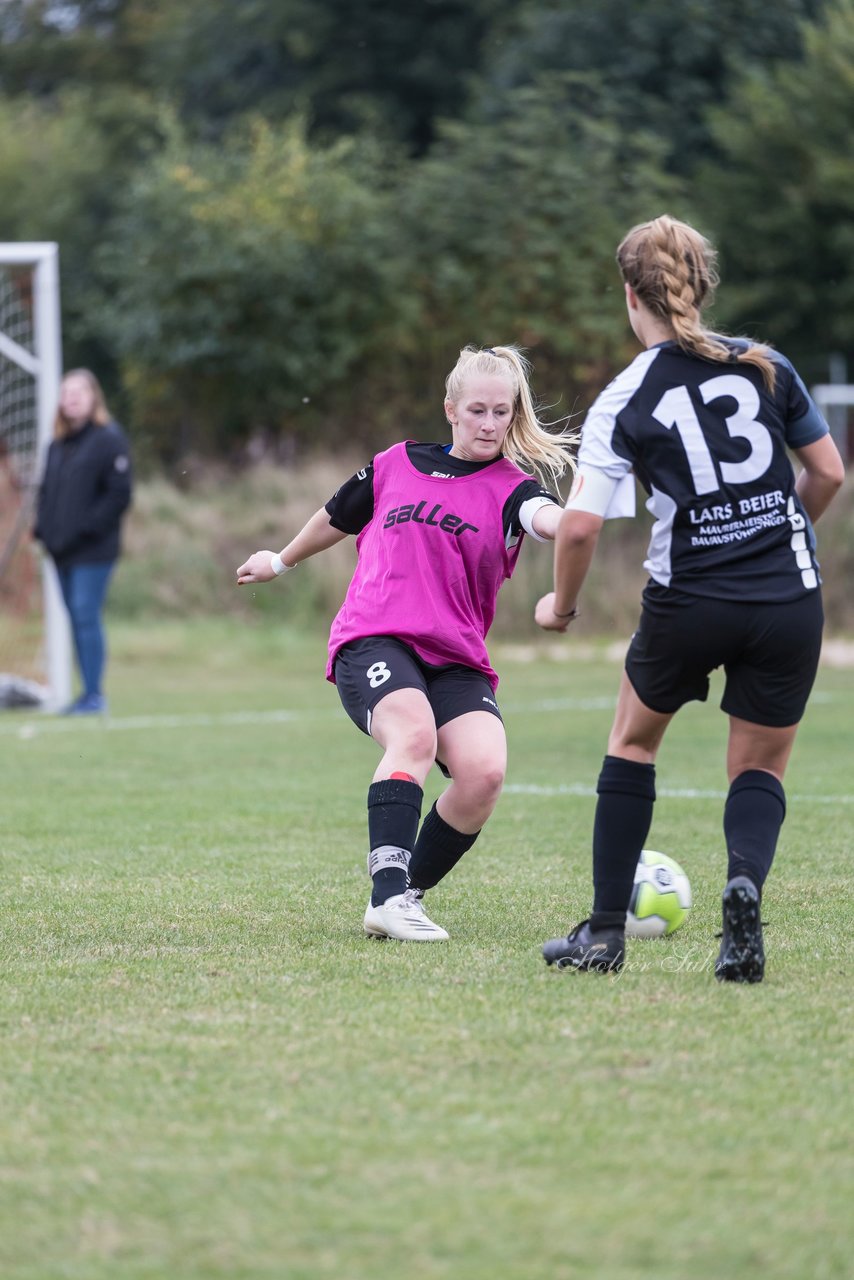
top-left (270, 553), bottom-right (292, 576)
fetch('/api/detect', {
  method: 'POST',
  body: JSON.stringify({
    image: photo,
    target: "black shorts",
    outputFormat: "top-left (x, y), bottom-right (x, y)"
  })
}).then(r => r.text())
top-left (624, 585), bottom-right (824, 727)
top-left (333, 636), bottom-right (503, 737)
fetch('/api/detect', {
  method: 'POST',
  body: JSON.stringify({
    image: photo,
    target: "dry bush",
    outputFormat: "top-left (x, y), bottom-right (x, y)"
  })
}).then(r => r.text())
top-left (111, 458), bottom-right (853, 637)
top-left (112, 457), bottom-right (360, 622)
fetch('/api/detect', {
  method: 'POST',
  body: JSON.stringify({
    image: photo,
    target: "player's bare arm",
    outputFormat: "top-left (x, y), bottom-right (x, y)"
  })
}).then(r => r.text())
top-left (236, 507), bottom-right (349, 585)
top-left (535, 508), bottom-right (603, 630)
top-left (530, 501), bottom-right (563, 541)
top-left (793, 435), bottom-right (844, 524)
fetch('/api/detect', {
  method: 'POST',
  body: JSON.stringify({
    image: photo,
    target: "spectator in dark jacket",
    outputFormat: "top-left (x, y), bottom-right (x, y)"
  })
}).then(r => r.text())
top-left (34, 369), bottom-right (132, 714)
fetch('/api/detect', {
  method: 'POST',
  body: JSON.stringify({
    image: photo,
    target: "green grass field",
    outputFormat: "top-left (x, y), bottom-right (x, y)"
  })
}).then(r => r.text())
top-left (1, 619), bottom-right (851, 1280)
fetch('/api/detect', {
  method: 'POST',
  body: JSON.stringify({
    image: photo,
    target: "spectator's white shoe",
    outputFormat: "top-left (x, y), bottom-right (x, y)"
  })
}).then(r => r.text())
top-left (363, 889), bottom-right (449, 941)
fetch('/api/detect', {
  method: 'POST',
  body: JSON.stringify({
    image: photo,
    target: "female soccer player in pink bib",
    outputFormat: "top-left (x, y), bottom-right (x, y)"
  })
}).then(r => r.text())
top-left (238, 345), bottom-right (576, 940)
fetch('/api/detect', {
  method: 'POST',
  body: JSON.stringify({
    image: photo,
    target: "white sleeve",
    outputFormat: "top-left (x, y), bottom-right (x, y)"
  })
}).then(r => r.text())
top-left (565, 467), bottom-right (636, 519)
top-left (565, 347), bottom-right (660, 520)
top-left (518, 494), bottom-right (558, 542)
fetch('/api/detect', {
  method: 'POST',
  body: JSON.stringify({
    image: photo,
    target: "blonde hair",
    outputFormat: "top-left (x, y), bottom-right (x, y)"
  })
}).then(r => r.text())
top-left (54, 368), bottom-right (111, 439)
top-left (616, 215), bottom-right (776, 390)
top-left (444, 345), bottom-right (578, 491)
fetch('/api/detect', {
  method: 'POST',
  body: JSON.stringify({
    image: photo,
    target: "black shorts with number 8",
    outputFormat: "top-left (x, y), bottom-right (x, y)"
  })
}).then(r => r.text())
top-left (333, 635), bottom-right (503, 739)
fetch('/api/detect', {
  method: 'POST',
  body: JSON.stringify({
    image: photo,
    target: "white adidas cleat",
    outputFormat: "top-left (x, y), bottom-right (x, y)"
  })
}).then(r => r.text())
top-left (363, 888), bottom-right (449, 942)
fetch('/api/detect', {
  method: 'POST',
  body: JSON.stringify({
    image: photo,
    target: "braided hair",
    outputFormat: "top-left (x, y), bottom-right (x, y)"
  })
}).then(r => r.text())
top-left (616, 215), bottom-right (776, 390)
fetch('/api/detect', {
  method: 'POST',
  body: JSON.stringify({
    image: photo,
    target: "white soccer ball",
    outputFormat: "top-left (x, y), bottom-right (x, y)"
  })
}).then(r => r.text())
top-left (626, 850), bottom-right (692, 938)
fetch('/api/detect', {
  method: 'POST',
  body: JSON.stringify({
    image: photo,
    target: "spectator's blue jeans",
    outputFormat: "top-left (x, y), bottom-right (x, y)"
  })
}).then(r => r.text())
top-left (56, 562), bottom-right (115, 699)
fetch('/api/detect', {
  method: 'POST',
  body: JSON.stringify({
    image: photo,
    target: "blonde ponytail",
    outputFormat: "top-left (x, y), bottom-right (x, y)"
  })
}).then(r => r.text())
top-left (444, 345), bottom-right (578, 492)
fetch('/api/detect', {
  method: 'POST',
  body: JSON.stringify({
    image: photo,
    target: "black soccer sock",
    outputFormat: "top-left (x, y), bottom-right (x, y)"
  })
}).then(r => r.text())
top-left (407, 802), bottom-right (480, 892)
top-left (367, 776), bottom-right (424, 905)
top-left (724, 770), bottom-right (786, 898)
top-left (590, 755), bottom-right (656, 930)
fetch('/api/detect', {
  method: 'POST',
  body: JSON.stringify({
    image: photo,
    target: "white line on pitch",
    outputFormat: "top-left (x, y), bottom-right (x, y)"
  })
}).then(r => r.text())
top-left (1, 708), bottom-right (311, 737)
top-left (2, 696), bottom-right (615, 737)
top-left (5, 708), bottom-right (850, 805)
top-left (504, 783), bottom-right (854, 805)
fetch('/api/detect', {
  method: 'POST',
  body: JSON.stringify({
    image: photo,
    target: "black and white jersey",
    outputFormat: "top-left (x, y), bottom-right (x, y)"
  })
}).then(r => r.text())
top-left (573, 340), bottom-right (829, 601)
top-left (326, 441), bottom-right (558, 549)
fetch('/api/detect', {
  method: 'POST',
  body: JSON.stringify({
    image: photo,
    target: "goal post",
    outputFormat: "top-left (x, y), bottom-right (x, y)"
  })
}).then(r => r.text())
top-left (0, 242), bottom-right (71, 711)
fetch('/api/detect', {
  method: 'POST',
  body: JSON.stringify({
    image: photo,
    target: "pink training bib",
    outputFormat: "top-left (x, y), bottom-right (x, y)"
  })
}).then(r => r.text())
top-left (327, 442), bottom-right (528, 690)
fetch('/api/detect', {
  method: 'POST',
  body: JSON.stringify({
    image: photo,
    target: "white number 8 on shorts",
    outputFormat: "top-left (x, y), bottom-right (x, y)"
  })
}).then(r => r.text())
top-left (366, 661), bottom-right (392, 688)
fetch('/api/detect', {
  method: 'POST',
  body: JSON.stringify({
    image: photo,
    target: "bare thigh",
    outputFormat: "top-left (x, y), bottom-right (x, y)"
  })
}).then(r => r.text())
top-left (607, 672), bottom-right (675, 764)
top-left (608, 672), bottom-right (799, 782)
top-left (369, 687), bottom-right (438, 785)
top-left (726, 716), bottom-right (799, 783)
top-left (436, 711), bottom-right (508, 833)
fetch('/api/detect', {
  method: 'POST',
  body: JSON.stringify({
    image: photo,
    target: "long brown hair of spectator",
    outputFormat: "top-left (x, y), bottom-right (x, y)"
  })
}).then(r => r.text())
top-left (53, 368), bottom-right (111, 439)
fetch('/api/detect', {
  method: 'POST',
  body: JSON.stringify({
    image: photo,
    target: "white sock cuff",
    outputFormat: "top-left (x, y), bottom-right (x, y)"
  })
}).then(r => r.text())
top-left (368, 845), bottom-right (411, 877)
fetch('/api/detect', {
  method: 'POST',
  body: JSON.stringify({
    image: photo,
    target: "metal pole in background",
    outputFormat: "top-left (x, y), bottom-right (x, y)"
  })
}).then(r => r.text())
top-left (827, 354), bottom-right (849, 464)
top-left (32, 244), bottom-right (71, 710)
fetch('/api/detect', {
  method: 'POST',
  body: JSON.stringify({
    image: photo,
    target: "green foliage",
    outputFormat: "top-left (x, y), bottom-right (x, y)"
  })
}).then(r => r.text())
top-left (0, 1), bottom-right (142, 95)
top-left (479, 0), bottom-right (825, 173)
top-left (0, 92), bottom-right (108, 238)
top-left (397, 74), bottom-right (684, 401)
top-left (0, 85), bottom-right (162, 373)
top-left (131, 0), bottom-right (520, 153)
top-left (109, 458), bottom-right (854, 636)
top-left (700, 0), bottom-right (854, 379)
top-left (0, 0), bottom-right (850, 458)
top-left (110, 458), bottom-right (358, 623)
top-left (96, 114), bottom-right (408, 453)
top-left (1, 0), bottom-right (519, 153)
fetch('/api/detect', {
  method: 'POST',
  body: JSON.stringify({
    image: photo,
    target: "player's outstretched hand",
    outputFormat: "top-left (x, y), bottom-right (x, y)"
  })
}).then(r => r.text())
top-left (236, 551), bottom-right (277, 585)
top-left (534, 592), bottom-right (571, 632)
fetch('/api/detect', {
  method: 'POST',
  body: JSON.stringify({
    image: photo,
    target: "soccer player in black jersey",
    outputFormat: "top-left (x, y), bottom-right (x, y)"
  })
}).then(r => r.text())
top-left (536, 214), bottom-right (844, 982)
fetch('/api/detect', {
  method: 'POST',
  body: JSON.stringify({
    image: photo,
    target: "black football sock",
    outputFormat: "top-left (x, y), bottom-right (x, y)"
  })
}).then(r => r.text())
top-left (367, 776), bottom-right (423, 906)
top-left (724, 770), bottom-right (786, 898)
top-left (589, 755), bottom-right (656, 931)
top-left (407, 802), bottom-right (480, 892)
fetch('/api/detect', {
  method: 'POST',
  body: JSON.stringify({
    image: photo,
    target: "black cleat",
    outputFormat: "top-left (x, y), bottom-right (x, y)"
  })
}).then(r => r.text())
top-left (715, 876), bottom-right (764, 984)
top-left (543, 920), bottom-right (625, 973)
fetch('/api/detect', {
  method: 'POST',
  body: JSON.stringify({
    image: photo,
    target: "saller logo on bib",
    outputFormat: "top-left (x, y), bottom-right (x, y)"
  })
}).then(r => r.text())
top-left (383, 500), bottom-right (480, 537)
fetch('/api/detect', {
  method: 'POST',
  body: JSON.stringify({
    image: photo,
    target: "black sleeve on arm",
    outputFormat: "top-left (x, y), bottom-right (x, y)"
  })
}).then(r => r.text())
top-left (502, 479), bottom-right (559, 541)
top-left (325, 462), bottom-right (375, 534)
top-left (84, 427), bottom-right (133, 537)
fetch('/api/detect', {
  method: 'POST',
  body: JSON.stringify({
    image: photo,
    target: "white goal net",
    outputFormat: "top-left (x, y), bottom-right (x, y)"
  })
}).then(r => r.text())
top-left (0, 243), bottom-right (70, 710)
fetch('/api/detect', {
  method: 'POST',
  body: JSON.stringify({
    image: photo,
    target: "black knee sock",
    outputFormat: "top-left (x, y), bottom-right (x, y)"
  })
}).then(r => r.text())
top-left (367, 777), bottom-right (423, 905)
top-left (724, 770), bottom-right (786, 898)
top-left (407, 802), bottom-right (480, 891)
top-left (590, 755), bottom-right (656, 930)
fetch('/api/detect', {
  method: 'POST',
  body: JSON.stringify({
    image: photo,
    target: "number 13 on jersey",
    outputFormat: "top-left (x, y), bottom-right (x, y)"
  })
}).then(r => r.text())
top-left (653, 374), bottom-right (773, 496)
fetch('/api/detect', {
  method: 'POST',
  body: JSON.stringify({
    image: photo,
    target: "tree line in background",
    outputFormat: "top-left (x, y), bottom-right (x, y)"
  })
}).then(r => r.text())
top-left (0, 0), bottom-right (851, 470)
